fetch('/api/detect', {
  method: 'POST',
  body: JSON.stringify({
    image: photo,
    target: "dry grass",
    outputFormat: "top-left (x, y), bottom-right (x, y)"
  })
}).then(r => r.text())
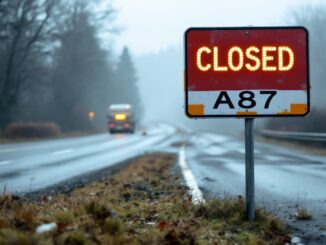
top-left (0, 153), bottom-right (290, 244)
top-left (295, 207), bottom-right (313, 220)
top-left (4, 122), bottom-right (61, 139)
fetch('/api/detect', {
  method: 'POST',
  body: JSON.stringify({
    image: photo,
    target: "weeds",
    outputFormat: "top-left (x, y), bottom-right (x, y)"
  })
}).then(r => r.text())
top-left (296, 207), bottom-right (313, 220)
top-left (64, 232), bottom-right (89, 245)
top-left (0, 229), bottom-right (38, 245)
top-left (104, 218), bottom-right (122, 235)
top-left (85, 201), bottom-right (116, 221)
top-left (51, 210), bottom-right (74, 225)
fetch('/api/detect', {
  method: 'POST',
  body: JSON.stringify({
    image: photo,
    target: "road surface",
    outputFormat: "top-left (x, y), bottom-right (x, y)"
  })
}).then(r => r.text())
top-left (0, 123), bottom-right (325, 243)
top-left (0, 124), bottom-right (177, 193)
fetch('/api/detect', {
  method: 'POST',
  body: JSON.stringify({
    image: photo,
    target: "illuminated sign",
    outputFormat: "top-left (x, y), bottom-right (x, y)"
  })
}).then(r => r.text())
top-left (185, 27), bottom-right (310, 117)
top-left (196, 46), bottom-right (294, 72)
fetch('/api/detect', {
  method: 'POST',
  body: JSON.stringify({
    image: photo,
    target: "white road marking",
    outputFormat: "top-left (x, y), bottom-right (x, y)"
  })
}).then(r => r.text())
top-left (238, 148), bottom-right (259, 154)
top-left (0, 148), bottom-right (20, 153)
top-left (178, 145), bottom-right (205, 204)
top-left (51, 149), bottom-right (74, 155)
top-left (265, 155), bottom-right (284, 161)
top-left (0, 160), bottom-right (12, 165)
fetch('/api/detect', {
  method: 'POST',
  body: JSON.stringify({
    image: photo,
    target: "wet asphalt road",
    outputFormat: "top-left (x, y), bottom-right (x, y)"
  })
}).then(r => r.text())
top-left (0, 124), bottom-right (177, 193)
top-left (185, 131), bottom-right (326, 201)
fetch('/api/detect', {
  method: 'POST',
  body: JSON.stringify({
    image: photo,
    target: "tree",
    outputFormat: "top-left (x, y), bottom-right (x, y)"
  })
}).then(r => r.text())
top-left (0, 0), bottom-right (119, 133)
top-left (52, 1), bottom-right (115, 131)
top-left (289, 4), bottom-right (326, 108)
top-left (0, 0), bottom-right (59, 129)
top-left (114, 47), bottom-right (143, 121)
top-left (264, 4), bottom-right (326, 133)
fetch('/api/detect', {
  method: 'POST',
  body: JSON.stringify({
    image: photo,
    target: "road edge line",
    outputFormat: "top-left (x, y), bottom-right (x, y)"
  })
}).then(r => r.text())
top-left (0, 161), bottom-right (11, 165)
top-left (178, 145), bottom-right (205, 204)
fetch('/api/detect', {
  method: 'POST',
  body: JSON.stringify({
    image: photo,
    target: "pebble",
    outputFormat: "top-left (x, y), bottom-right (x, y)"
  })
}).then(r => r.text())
top-left (36, 223), bottom-right (57, 233)
top-left (291, 236), bottom-right (305, 245)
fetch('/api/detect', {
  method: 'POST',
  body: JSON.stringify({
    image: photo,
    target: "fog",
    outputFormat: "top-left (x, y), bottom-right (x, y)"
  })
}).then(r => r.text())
top-left (135, 47), bottom-right (244, 134)
top-left (132, 2), bottom-right (326, 134)
top-left (1, 0), bottom-right (325, 135)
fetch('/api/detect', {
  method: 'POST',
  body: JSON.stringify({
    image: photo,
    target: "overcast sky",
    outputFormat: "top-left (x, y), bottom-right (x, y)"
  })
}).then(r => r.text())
top-left (110, 0), bottom-right (323, 55)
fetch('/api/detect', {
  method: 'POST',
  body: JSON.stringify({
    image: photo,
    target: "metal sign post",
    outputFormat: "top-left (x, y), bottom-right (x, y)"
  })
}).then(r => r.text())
top-left (245, 118), bottom-right (255, 221)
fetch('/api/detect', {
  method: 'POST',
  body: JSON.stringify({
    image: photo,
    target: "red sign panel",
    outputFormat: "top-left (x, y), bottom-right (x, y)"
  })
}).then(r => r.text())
top-left (185, 27), bottom-right (309, 118)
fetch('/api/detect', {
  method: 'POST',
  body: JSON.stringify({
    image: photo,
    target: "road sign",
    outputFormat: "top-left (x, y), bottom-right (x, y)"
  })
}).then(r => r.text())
top-left (185, 27), bottom-right (310, 118)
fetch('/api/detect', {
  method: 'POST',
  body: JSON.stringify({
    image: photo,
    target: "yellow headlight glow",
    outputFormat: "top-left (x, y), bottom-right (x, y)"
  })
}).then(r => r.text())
top-left (114, 113), bottom-right (126, 121)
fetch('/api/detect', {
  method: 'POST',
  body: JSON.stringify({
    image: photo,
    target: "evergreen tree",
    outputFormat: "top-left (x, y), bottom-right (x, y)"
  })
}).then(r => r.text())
top-left (114, 47), bottom-right (143, 121)
top-left (52, 5), bottom-right (113, 131)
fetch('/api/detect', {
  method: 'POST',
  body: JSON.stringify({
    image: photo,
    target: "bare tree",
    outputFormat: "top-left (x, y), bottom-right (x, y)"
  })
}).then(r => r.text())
top-left (289, 4), bottom-right (326, 109)
top-left (0, 0), bottom-right (59, 129)
top-left (263, 4), bottom-right (326, 133)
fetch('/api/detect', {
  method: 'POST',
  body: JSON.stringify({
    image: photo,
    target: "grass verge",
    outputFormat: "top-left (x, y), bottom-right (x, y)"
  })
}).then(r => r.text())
top-left (0, 153), bottom-right (290, 244)
top-left (4, 122), bottom-right (61, 139)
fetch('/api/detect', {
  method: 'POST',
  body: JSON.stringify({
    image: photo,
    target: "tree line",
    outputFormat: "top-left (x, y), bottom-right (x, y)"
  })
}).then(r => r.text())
top-left (265, 4), bottom-right (326, 133)
top-left (0, 0), bottom-right (143, 132)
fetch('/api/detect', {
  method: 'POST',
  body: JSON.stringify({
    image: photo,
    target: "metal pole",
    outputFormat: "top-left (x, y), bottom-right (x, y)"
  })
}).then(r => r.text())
top-left (245, 118), bottom-right (255, 221)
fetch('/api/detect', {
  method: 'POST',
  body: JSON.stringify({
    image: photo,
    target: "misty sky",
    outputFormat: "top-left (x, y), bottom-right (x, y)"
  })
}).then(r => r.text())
top-left (113, 0), bottom-right (323, 55)
top-left (100, 0), bottom-right (324, 132)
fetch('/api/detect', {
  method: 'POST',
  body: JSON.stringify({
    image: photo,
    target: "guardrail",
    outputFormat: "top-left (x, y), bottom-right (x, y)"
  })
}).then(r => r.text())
top-left (260, 129), bottom-right (326, 143)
